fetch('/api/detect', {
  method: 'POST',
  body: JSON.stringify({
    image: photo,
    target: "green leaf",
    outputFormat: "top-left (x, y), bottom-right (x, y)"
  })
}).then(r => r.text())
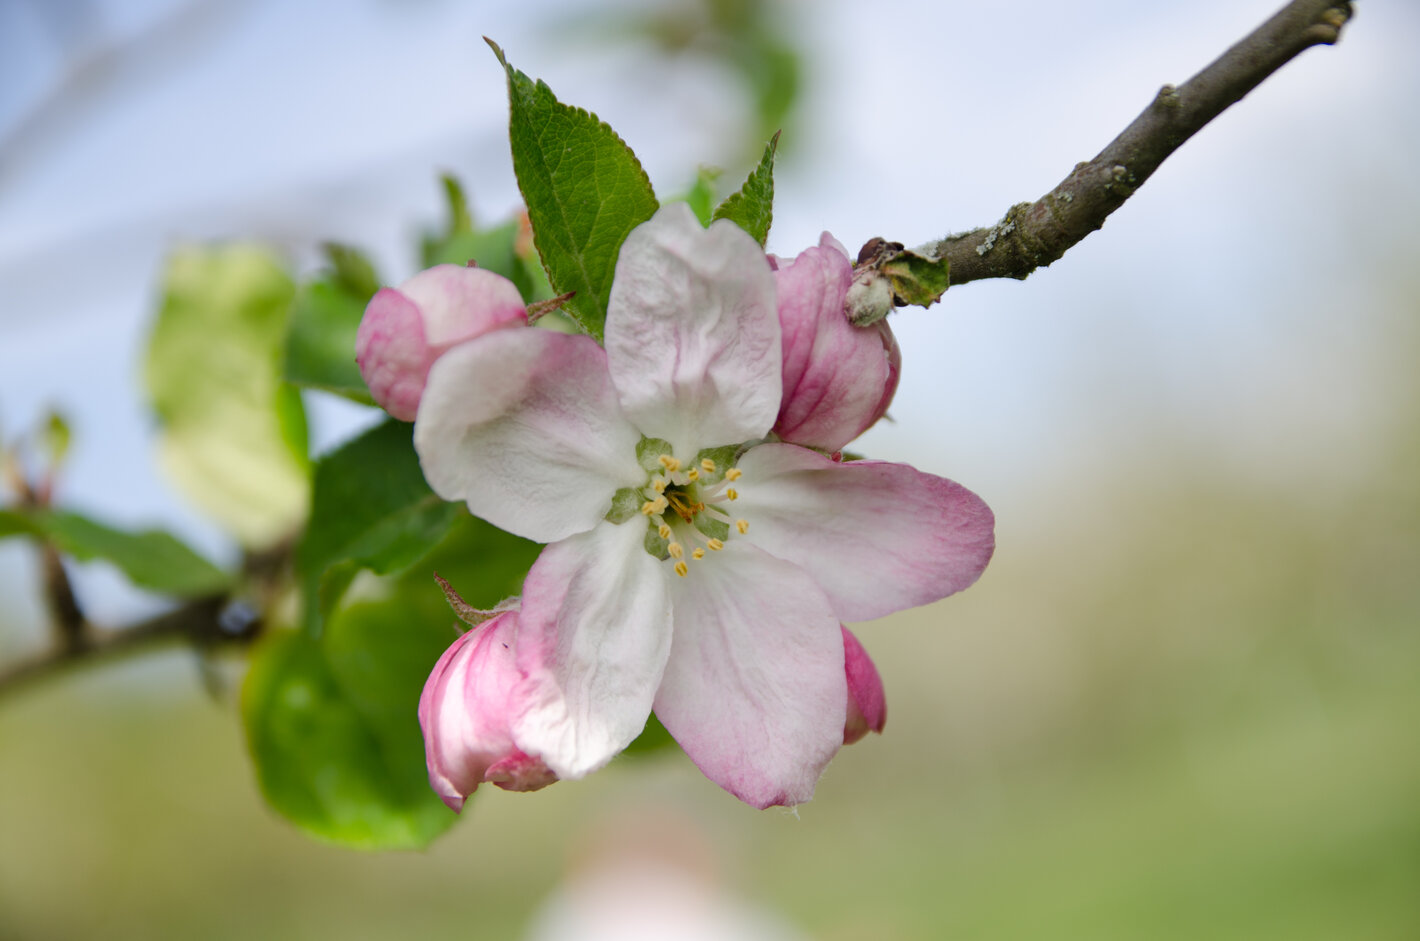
top-left (242, 625), bottom-right (456, 850)
top-left (677, 166), bottom-right (722, 227)
top-left (406, 514), bottom-right (542, 611)
top-left (297, 419), bottom-right (461, 634)
top-left (879, 247), bottom-right (951, 310)
top-left (322, 243), bottom-right (381, 300)
top-left (145, 245), bottom-right (310, 548)
top-left (489, 40), bottom-right (659, 342)
top-left (0, 507), bottom-right (230, 597)
top-left (440, 173), bottom-right (473, 235)
top-left (283, 279), bottom-right (374, 404)
top-left (621, 711), bottom-right (678, 757)
top-left (712, 132), bottom-right (779, 245)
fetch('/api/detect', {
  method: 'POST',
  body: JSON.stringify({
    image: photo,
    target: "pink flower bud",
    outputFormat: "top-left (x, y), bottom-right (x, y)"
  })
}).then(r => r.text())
top-left (417, 609), bottom-right (556, 812)
top-left (771, 235), bottom-right (901, 452)
top-left (356, 264), bottom-right (527, 421)
top-left (841, 626), bottom-right (886, 745)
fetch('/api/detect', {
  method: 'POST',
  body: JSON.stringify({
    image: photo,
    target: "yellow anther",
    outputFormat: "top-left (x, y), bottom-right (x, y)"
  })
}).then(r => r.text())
top-left (668, 542), bottom-right (684, 560)
top-left (658, 524), bottom-right (672, 540)
top-left (651, 477), bottom-right (668, 493)
top-left (674, 561), bottom-right (689, 577)
top-left (641, 501), bottom-right (658, 516)
top-left (725, 468), bottom-right (742, 481)
top-left (692, 548), bottom-right (705, 560)
top-left (707, 538), bottom-right (724, 551)
top-left (654, 496), bottom-right (668, 513)
top-left (700, 458), bottom-right (716, 473)
top-left (726, 488), bottom-right (738, 501)
top-left (658, 455), bottom-right (681, 472)
top-left (736, 519), bottom-right (749, 534)
top-left (686, 468), bottom-right (700, 482)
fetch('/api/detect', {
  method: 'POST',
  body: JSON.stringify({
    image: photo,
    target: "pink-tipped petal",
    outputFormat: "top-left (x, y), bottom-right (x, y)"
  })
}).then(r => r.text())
top-left (841, 626), bottom-right (886, 745)
top-left (417, 610), bottom-right (555, 812)
top-left (654, 541), bottom-right (845, 809)
top-left (605, 204), bottom-right (782, 456)
top-left (414, 328), bottom-right (644, 544)
top-left (397, 264), bottom-right (527, 348)
top-left (734, 443), bottom-right (995, 622)
top-left (355, 265), bottom-right (527, 421)
top-left (356, 287), bottom-right (430, 422)
top-left (773, 235), bottom-right (899, 451)
top-left (513, 521), bottom-right (674, 779)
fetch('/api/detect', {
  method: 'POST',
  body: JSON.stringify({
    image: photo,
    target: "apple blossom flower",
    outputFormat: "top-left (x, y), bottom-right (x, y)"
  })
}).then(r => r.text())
top-left (418, 607), bottom-right (557, 811)
top-left (356, 264), bottom-right (527, 421)
top-left (414, 203), bottom-right (994, 808)
top-left (771, 235), bottom-right (901, 451)
top-left (840, 626), bottom-right (886, 745)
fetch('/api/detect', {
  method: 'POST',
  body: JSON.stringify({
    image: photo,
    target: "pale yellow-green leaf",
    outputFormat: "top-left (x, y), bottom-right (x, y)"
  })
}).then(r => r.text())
top-left (146, 245), bottom-right (310, 547)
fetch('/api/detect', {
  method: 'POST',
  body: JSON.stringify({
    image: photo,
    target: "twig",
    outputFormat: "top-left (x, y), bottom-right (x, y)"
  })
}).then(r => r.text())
top-left (0, 594), bottom-right (248, 702)
top-left (916, 0), bottom-right (1354, 287)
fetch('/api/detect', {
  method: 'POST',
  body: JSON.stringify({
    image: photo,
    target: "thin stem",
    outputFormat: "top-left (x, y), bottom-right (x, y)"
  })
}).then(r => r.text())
top-left (916, 0), bottom-right (1354, 287)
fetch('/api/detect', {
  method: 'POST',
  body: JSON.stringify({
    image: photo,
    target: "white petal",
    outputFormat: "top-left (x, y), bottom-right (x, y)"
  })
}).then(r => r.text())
top-left (734, 444), bottom-right (995, 622)
top-left (513, 521), bottom-right (674, 779)
top-left (655, 541), bottom-right (844, 809)
top-left (605, 203), bottom-right (782, 455)
top-left (414, 328), bottom-right (644, 544)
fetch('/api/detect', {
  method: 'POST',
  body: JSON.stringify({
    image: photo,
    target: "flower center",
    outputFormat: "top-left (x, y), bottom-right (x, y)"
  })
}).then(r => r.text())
top-left (636, 451), bottom-right (749, 577)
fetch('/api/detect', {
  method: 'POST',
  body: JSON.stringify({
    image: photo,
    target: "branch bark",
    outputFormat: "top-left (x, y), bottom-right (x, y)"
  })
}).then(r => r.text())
top-left (916, 0), bottom-right (1354, 288)
top-left (0, 594), bottom-right (255, 702)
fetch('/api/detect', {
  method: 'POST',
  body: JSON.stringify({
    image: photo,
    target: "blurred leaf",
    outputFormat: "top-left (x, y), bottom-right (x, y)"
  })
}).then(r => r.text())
top-left (0, 510), bottom-right (28, 538)
top-left (0, 507), bottom-right (229, 596)
top-left (712, 132), bottom-right (778, 245)
top-left (297, 420), bottom-right (461, 634)
top-left (40, 409), bottom-right (71, 467)
top-left (405, 513), bottom-right (542, 610)
top-left (678, 166), bottom-right (721, 226)
top-left (284, 279), bottom-right (374, 405)
top-left (322, 243), bottom-right (381, 300)
top-left (242, 627), bottom-right (455, 850)
top-left (440, 173), bottom-right (473, 235)
top-left (490, 40), bottom-right (659, 342)
top-left (622, 710), bottom-right (678, 757)
top-left (145, 245), bottom-right (310, 548)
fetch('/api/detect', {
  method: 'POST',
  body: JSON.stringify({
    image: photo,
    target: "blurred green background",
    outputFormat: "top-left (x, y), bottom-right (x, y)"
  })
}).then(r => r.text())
top-left (2, 0), bottom-right (1418, 938)
top-left (4, 405), bottom-right (1417, 938)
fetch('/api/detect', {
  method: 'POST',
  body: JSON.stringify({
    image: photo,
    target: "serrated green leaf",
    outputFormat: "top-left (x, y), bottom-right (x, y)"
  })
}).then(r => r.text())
top-left (283, 278), bottom-right (375, 405)
top-left (0, 507), bottom-right (230, 597)
top-left (490, 40), bottom-right (659, 342)
top-left (712, 132), bottom-right (778, 245)
top-left (145, 245), bottom-right (310, 548)
top-left (242, 626), bottom-right (455, 850)
top-left (297, 420), bottom-right (461, 634)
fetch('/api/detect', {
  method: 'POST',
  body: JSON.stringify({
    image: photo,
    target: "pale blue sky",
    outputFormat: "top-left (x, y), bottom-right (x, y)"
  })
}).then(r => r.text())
top-left (1, 0), bottom-right (1416, 632)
